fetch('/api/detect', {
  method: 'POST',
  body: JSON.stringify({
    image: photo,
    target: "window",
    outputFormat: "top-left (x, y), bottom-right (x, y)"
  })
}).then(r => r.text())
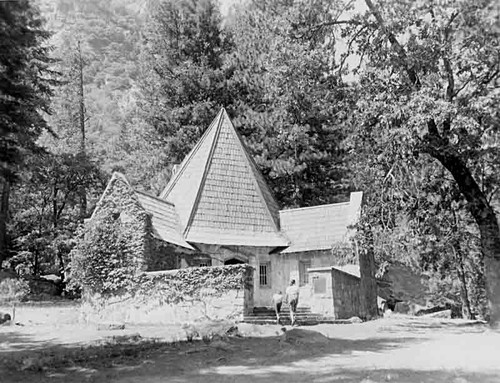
top-left (259, 262), bottom-right (271, 287)
top-left (199, 259), bottom-right (212, 267)
top-left (299, 261), bottom-right (311, 286)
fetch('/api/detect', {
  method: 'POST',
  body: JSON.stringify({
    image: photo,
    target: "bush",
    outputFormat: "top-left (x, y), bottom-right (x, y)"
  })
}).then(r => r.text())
top-left (0, 278), bottom-right (30, 303)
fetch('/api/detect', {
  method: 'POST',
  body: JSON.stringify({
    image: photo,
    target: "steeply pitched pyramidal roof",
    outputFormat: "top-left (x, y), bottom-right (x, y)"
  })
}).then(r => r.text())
top-left (160, 108), bottom-right (289, 247)
top-left (93, 111), bottom-right (363, 254)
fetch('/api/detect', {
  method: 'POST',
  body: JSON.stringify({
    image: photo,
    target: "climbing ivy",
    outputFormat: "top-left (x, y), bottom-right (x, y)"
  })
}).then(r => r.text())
top-left (133, 265), bottom-right (253, 306)
top-left (69, 213), bottom-right (140, 296)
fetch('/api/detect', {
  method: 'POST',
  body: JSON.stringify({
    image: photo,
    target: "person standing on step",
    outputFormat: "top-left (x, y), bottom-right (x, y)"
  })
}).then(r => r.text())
top-left (272, 290), bottom-right (284, 324)
top-left (285, 279), bottom-right (300, 326)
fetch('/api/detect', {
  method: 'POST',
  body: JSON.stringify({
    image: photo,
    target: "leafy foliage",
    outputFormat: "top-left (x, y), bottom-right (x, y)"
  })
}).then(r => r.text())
top-left (69, 213), bottom-right (139, 296)
top-left (1, 0), bottom-right (497, 323)
top-left (226, 2), bottom-right (352, 207)
top-left (0, 277), bottom-right (30, 303)
top-left (134, 264), bottom-right (253, 305)
top-left (290, 0), bottom-right (500, 321)
top-left (7, 152), bottom-right (103, 278)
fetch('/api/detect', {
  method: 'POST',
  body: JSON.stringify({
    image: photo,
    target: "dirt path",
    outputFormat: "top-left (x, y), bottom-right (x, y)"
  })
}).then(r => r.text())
top-left (1, 317), bottom-right (499, 383)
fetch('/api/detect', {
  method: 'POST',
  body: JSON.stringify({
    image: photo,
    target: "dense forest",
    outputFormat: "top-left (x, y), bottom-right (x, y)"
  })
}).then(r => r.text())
top-left (1, 0), bottom-right (500, 325)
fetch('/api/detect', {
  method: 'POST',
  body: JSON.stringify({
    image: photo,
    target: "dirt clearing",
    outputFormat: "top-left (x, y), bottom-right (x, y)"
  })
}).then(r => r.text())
top-left (1, 316), bottom-right (499, 382)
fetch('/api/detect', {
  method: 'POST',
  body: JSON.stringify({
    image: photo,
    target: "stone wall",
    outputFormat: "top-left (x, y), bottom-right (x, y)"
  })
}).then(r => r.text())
top-left (194, 244), bottom-right (274, 307)
top-left (269, 249), bottom-right (352, 308)
top-left (309, 268), bottom-right (335, 317)
top-left (147, 239), bottom-right (182, 271)
top-left (81, 265), bottom-right (254, 325)
top-left (309, 266), bottom-right (363, 319)
top-left (331, 268), bottom-right (361, 319)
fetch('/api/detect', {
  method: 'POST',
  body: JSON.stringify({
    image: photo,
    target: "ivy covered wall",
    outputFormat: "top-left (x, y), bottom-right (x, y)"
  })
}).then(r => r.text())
top-left (81, 265), bottom-right (254, 325)
top-left (147, 239), bottom-right (182, 271)
top-left (89, 172), bottom-right (151, 271)
top-left (84, 172), bottom-right (191, 274)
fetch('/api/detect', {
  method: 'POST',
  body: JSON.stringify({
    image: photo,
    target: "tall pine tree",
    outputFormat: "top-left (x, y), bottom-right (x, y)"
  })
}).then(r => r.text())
top-left (0, 0), bottom-right (55, 268)
top-left (225, 1), bottom-right (352, 208)
top-left (139, 0), bottom-right (233, 172)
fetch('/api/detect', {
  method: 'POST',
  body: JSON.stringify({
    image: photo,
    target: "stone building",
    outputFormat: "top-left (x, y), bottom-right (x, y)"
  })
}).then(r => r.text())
top-left (92, 108), bottom-right (363, 309)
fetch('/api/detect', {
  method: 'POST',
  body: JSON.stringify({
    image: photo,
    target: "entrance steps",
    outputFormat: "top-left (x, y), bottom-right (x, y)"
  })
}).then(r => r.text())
top-left (242, 306), bottom-right (349, 326)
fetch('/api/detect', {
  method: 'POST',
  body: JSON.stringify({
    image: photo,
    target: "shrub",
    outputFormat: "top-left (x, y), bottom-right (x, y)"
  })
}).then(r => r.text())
top-left (69, 212), bottom-right (140, 296)
top-left (0, 278), bottom-right (30, 303)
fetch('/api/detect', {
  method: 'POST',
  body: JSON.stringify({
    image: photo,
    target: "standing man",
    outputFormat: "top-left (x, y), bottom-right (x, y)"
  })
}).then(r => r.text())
top-left (272, 291), bottom-right (284, 324)
top-left (285, 279), bottom-right (299, 326)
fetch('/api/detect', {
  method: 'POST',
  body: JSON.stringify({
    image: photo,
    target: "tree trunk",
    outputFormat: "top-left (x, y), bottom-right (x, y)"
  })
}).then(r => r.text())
top-left (52, 184), bottom-right (58, 228)
top-left (358, 226), bottom-right (379, 320)
top-left (424, 129), bottom-right (500, 327)
top-left (484, 257), bottom-right (500, 326)
top-left (363, 0), bottom-right (500, 327)
top-left (0, 178), bottom-right (10, 269)
top-left (453, 244), bottom-right (473, 319)
top-left (77, 40), bottom-right (87, 221)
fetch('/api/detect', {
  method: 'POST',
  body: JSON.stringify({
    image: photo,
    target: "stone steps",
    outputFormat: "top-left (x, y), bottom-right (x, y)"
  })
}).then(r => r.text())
top-left (251, 308), bottom-right (311, 316)
top-left (243, 306), bottom-right (349, 326)
top-left (241, 316), bottom-right (352, 326)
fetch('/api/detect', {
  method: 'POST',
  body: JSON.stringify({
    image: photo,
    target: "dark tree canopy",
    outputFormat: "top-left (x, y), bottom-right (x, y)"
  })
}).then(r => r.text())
top-left (140, 0), bottom-right (234, 166)
top-left (0, 0), bottom-right (55, 268)
top-left (0, 0), bottom-right (55, 180)
top-left (297, 0), bottom-right (500, 325)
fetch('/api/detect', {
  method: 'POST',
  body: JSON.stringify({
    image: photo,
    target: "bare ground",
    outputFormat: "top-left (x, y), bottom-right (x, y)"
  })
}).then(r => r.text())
top-left (0, 316), bottom-right (499, 383)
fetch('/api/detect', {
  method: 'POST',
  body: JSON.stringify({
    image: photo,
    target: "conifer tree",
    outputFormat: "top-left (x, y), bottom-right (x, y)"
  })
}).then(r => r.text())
top-left (139, 0), bottom-right (233, 169)
top-left (225, 2), bottom-right (352, 207)
top-left (0, 0), bottom-right (55, 267)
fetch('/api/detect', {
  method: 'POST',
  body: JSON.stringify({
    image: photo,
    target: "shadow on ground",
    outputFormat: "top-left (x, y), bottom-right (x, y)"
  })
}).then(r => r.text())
top-left (0, 326), bottom-right (497, 383)
top-left (378, 318), bottom-right (489, 334)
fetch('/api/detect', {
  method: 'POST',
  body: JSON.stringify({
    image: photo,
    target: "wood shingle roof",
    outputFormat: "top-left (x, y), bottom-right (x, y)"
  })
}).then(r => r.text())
top-left (160, 108), bottom-right (289, 247)
top-left (279, 192), bottom-right (363, 253)
top-left (90, 172), bottom-right (194, 251)
top-left (94, 110), bottom-right (363, 254)
top-left (135, 191), bottom-right (194, 250)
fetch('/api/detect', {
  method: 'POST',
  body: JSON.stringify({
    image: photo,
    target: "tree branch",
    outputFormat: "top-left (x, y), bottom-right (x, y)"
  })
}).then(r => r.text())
top-left (338, 25), bottom-right (369, 77)
top-left (442, 11), bottom-right (459, 135)
top-left (364, 0), bottom-right (420, 88)
top-left (442, 56), bottom-right (454, 102)
top-left (421, 123), bottom-right (500, 257)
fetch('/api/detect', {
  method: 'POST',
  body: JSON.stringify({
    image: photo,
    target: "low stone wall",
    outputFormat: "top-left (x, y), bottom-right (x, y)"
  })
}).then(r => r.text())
top-left (81, 265), bottom-right (254, 325)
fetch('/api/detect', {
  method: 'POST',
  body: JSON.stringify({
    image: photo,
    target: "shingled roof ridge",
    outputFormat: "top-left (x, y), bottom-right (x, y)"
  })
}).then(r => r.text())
top-left (158, 109), bottom-right (224, 200)
top-left (225, 110), bottom-right (284, 235)
top-left (279, 200), bottom-right (351, 215)
top-left (158, 107), bottom-right (289, 246)
top-left (135, 189), bottom-right (176, 207)
top-left (183, 109), bottom-right (225, 236)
